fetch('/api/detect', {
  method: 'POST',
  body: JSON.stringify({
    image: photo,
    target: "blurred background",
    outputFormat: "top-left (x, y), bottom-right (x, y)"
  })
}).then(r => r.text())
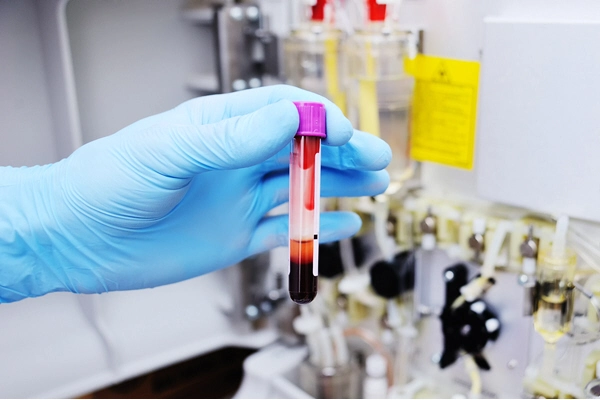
top-left (2, 0), bottom-right (600, 398)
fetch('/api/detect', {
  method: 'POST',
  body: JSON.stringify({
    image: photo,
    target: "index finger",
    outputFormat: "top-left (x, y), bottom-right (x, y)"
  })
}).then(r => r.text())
top-left (176, 85), bottom-right (353, 146)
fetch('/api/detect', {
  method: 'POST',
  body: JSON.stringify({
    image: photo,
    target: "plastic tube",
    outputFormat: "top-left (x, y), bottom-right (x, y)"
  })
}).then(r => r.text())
top-left (350, 0), bottom-right (366, 24)
top-left (318, 328), bottom-right (335, 368)
top-left (552, 215), bottom-right (569, 259)
top-left (344, 327), bottom-right (394, 386)
top-left (582, 276), bottom-right (600, 320)
top-left (394, 325), bottom-right (417, 388)
top-left (464, 355), bottom-right (482, 398)
top-left (294, 306), bottom-right (323, 366)
top-left (568, 224), bottom-right (600, 275)
top-left (456, 221), bottom-right (511, 305)
top-left (374, 195), bottom-right (395, 262)
top-left (289, 102), bottom-right (326, 304)
top-left (330, 325), bottom-right (350, 366)
top-left (481, 220), bottom-right (512, 278)
top-left (364, 353), bottom-right (389, 398)
top-left (386, 299), bottom-right (402, 328)
top-left (358, 40), bottom-right (380, 137)
top-left (337, 198), bottom-right (360, 275)
top-left (390, 0), bottom-right (404, 24)
top-left (337, 200), bottom-right (370, 294)
top-left (540, 342), bottom-right (557, 380)
top-left (331, 0), bottom-right (355, 35)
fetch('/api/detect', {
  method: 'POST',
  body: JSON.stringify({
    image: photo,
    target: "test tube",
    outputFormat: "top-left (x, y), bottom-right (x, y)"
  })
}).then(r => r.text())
top-left (289, 102), bottom-right (327, 304)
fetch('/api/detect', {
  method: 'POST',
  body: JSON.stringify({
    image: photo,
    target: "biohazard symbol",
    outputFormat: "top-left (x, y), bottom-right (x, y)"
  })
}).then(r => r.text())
top-left (435, 61), bottom-right (451, 83)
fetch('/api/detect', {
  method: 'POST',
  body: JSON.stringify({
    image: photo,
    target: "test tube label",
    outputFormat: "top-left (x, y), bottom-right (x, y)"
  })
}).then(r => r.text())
top-left (313, 151), bottom-right (321, 277)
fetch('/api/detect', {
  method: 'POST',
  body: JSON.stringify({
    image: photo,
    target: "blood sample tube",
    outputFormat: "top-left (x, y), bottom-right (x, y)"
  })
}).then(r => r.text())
top-left (289, 101), bottom-right (326, 304)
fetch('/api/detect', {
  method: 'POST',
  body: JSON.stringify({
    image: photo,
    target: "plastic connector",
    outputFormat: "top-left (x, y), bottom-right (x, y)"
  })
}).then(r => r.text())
top-left (366, 353), bottom-right (387, 378)
top-left (366, 0), bottom-right (386, 22)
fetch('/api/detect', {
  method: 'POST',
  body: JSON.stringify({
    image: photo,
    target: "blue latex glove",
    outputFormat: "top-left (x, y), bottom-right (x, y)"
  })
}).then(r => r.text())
top-left (0, 85), bottom-right (391, 303)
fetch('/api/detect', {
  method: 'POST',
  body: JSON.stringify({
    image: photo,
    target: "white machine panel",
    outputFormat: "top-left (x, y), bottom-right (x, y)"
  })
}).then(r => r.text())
top-left (477, 19), bottom-right (600, 222)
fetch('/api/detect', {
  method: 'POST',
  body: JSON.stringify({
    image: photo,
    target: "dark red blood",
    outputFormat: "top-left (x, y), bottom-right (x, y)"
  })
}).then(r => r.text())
top-left (289, 260), bottom-right (317, 304)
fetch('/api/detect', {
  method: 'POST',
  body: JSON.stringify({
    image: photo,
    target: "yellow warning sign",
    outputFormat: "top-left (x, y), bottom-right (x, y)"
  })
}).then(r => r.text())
top-left (404, 55), bottom-right (480, 170)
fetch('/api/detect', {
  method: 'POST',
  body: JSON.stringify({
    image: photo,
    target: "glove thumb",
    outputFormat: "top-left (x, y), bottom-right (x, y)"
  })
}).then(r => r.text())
top-left (141, 99), bottom-right (299, 178)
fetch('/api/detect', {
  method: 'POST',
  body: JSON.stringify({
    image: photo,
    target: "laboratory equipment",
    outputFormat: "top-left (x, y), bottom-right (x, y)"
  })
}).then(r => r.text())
top-left (518, 226), bottom-right (539, 316)
top-left (533, 216), bottom-right (577, 380)
top-left (284, 0), bottom-right (346, 110)
top-left (438, 263), bottom-right (501, 370)
top-left (415, 209), bottom-right (441, 315)
top-left (363, 353), bottom-right (389, 398)
top-left (368, 247), bottom-right (417, 391)
top-left (185, 2), bottom-right (279, 94)
top-left (299, 357), bottom-right (361, 398)
top-left (5, 1), bottom-right (600, 399)
top-left (369, 250), bottom-right (415, 300)
top-left (586, 379), bottom-right (600, 399)
top-left (468, 218), bottom-right (486, 264)
top-left (534, 256), bottom-right (576, 344)
top-left (289, 101), bottom-right (326, 304)
top-left (344, 0), bottom-right (415, 183)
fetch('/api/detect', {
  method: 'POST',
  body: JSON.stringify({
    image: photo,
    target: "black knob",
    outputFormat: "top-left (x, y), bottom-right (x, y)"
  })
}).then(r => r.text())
top-left (439, 265), bottom-right (500, 370)
top-left (318, 242), bottom-right (344, 279)
top-left (351, 236), bottom-right (368, 267)
top-left (443, 263), bottom-right (469, 305)
top-left (370, 250), bottom-right (415, 299)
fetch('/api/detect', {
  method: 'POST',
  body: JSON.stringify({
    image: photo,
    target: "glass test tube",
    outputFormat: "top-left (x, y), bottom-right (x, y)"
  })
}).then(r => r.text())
top-left (289, 102), bottom-right (327, 304)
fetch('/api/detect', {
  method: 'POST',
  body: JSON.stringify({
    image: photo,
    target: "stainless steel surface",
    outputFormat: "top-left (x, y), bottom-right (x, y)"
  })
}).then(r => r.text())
top-left (185, 3), bottom-right (279, 94)
top-left (519, 227), bottom-right (538, 259)
top-left (586, 379), bottom-right (600, 399)
top-left (420, 210), bottom-right (437, 235)
top-left (519, 278), bottom-right (536, 316)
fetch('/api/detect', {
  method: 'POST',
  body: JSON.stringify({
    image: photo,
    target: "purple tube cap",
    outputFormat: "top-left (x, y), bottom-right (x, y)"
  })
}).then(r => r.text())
top-left (293, 101), bottom-right (327, 138)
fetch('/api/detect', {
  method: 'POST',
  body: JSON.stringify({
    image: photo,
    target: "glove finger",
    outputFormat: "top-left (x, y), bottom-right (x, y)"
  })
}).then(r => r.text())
top-left (176, 85), bottom-right (353, 146)
top-left (258, 129), bottom-right (392, 174)
top-left (247, 211), bottom-right (362, 256)
top-left (137, 99), bottom-right (299, 177)
top-left (323, 129), bottom-right (392, 171)
top-left (254, 168), bottom-right (389, 218)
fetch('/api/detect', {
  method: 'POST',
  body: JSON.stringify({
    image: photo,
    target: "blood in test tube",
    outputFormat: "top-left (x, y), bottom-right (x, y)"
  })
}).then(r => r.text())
top-left (289, 102), bottom-right (326, 304)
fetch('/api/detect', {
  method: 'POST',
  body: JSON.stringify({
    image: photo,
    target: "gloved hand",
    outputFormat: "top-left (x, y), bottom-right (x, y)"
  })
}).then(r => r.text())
top-left (0, 85), bottom-right (391, 303)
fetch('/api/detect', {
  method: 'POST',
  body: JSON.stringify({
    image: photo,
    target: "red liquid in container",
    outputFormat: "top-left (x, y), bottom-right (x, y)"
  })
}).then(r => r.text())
top-left (289, 102), bottom-right (325, 305)
top-left (289, 136), bottom-right (321, 304)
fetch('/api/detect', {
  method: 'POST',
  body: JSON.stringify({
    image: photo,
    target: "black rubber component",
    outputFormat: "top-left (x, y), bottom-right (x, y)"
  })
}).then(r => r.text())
top-left (438, 264), bottom-right (500, 371)
top-left (318, 242), bottom-right (344, 279)
top-left (369, 250), bottom-right (416, 299)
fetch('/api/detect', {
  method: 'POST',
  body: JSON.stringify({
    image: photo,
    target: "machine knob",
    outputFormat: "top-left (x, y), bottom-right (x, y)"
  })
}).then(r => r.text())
top-left (318, 242), bottom-right (344, 279)
top-left (439, 264), bottom-right (500, 370)
top-left (370, 250), bottom-right (415, 299)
